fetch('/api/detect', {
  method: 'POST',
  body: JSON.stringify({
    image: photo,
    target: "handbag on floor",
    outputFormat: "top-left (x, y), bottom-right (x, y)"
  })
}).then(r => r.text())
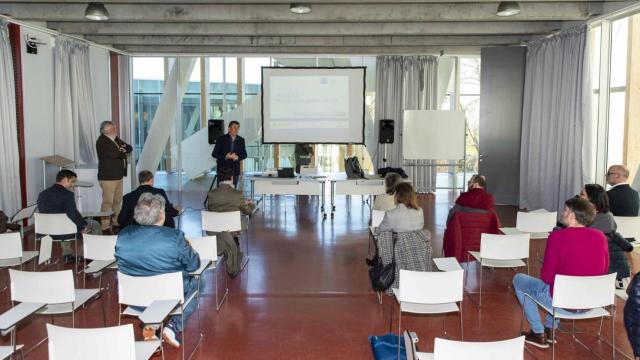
top-left (369, 333), bottom-right (406, 360)
top-left (368, 237), bottom-right (396, 292)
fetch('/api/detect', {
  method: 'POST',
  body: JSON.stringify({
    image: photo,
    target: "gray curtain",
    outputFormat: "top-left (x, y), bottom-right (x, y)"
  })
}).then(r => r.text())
top-left (375, 55), bottom-right (438, 193)
top-left (520, 25), bottom-right (588, 212)
top-left (54, 38), bottom-right (98, 165)
top-left (0, 21), bottom-right (21, 215)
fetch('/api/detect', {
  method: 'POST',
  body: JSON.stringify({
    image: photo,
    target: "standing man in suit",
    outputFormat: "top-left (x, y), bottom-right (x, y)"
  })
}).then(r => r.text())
top-left (606, 165), bottom-right (640, 216)
top-left (118, 170), bottom-right (181, 229)
top-left (37, 170), bottom-right (101, 263)
top-left (211, 121), bottom-right (247, 188)
top-left (96, 121), bottom-right (133, 231)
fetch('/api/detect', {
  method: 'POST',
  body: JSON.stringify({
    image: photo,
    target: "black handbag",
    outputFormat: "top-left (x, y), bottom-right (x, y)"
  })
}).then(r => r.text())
top-left (368, 237), bottom-right (397, 292)
top-left (345, 157), bottom-right (366, 179)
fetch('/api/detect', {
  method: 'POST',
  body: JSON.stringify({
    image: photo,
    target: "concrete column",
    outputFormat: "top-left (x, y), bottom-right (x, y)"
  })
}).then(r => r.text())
top-left (200, 57), bottom-right (210, 129)
top-left (624, 15), bottom-right (640, 184)
top-left (274, 144), bottom-right (280, 168)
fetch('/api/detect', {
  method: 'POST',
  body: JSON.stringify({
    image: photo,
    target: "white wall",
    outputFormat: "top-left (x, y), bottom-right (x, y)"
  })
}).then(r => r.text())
top-left (20, 26), bottom-right (112, 204)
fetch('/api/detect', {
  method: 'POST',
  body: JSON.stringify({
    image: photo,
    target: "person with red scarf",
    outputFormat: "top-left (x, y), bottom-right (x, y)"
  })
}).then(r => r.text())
top-left (446, 174), bottom-right (495, 224)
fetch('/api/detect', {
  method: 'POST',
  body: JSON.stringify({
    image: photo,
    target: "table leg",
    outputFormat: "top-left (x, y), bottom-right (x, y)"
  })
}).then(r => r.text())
top-left (330, 181), bottom-right (335, 219)
top-left (321, 182), bottom-right (327, 220)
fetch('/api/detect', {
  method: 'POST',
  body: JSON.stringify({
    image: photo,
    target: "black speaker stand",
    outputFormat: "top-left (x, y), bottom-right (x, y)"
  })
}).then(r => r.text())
top-left (202, 174), bottom-right (218, 208)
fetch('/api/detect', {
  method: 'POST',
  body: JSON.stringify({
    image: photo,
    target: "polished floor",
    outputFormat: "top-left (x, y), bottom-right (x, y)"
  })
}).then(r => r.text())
top-left (6, 188), bottom-right (639, 359)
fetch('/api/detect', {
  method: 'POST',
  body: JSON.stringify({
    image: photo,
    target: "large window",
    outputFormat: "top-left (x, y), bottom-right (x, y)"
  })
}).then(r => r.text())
top-left (132, 57), bottom-right (164, 164)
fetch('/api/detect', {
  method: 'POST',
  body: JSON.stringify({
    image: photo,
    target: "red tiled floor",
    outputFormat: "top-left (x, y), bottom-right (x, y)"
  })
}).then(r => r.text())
top-left (5, 189), bottom-right (637, 359)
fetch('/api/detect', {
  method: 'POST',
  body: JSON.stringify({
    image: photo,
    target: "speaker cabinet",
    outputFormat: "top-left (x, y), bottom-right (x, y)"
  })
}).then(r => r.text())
top-left (208, 119), bottom-right (225, 144)
top-left (379, 119), bottom-right (394, 144)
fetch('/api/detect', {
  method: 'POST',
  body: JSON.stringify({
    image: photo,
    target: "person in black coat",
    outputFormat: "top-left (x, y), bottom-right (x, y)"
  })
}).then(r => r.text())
top-left (607, 165), bottom-right (640, 216)
top-left (211, 121), bottom-right (247, 188)
top-left (37, 170), bottom-right (101, 262)
top-left (117, 170), bottom-right (181, 228)
top-left (624, 273), bottom-right (640, 358)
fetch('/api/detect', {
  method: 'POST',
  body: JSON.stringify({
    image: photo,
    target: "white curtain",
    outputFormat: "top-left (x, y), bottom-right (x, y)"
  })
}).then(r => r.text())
top-left (54, 38), bottom-right (98, 165)
top-left (0, 21), bottom-right (21, 215)
top-left (520, 25), bottom-right (588, 211)
top-left (375, 55), bottom-right (438, 192)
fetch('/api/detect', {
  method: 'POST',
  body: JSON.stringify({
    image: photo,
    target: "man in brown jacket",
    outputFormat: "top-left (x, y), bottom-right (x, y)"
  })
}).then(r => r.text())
top-left (206, 167), bottom-right (254, 277)
top-left (96, 121), bottom-right (132, 231)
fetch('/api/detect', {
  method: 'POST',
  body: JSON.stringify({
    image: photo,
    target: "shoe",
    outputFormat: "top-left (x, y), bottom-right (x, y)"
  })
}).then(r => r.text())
top-left (544, 328), bottom-right (557, 344)
top-left (521, 330), bottom-right (549, 348)
top-left (142, 325), bottom-right (159, 341)
top-left (162, 325), bottom-right (181, 348)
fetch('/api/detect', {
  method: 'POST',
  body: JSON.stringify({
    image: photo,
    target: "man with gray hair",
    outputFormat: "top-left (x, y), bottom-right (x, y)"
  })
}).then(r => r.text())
top-left (606, 164), bottom-right (640, 216)
top-left (115, 193), bottom-right (200, 348)
top-left (96, 120), bottom-right (132, 231)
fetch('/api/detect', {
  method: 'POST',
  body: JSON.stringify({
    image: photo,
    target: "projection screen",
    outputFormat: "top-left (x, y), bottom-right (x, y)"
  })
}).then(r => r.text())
top-left (261, 67), bottom-right (366, 144)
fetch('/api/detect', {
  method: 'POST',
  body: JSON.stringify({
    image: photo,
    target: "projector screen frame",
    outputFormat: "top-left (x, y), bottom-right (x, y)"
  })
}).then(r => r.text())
top-left (260, 66), bottom-right (367, 145)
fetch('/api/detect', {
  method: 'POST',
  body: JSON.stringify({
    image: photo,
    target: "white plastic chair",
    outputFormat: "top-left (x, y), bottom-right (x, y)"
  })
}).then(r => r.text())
top-left (614, 216), bottom-right (640, 240)
top-left (522, 273), bottom-right (617, 359)
top-left (466, 233), bottom-right (530, 307)
top-left (47, 323), bottom-right (160, 360)
top-left (34, 213), bottom-right (79, 272)
top-left (201, 210), bottom-right (249, 268)
top-left (500, 211), bottom-right (556, 260)
top-left (117, 271), bottom-right (202, 360)
top-left (394, 269), bottom-right (464, 357)
top-left (9, 204), bottom-right (37, 238)
top-left (368, 209), bottom-right (386, 257)
top-left (0, 232), bottom-right (39, 270)
top-left (188, 236), bottom-right (228, 311)
top-left (9, 269), bottom-right (102, 353)
top-left (405, 332), bottom-right (525, 360)
top-left (82, 234), bottom-right (117, 289)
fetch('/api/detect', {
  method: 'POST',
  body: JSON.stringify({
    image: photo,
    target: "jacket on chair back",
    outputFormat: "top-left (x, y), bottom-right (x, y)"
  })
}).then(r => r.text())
top-left (624, 273), bottom-right (640, 356)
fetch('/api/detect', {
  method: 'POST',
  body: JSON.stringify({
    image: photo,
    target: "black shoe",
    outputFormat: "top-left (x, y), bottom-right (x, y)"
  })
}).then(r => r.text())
top-left (521, 330), bottom-right (549, 349)
top-left (544, 328), bottom-right (557, 344)
top-left (63, 254), bottom-right (76, 264)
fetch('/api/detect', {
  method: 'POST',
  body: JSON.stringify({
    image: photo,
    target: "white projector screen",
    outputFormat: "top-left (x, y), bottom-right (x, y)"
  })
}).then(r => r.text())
top-left (261, 67), bottom-right (365, 144)
top-left (403, 110), bottom-right (466, 160)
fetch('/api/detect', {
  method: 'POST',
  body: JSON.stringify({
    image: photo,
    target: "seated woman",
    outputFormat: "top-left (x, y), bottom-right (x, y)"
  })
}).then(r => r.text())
top-left (377, 182), bottom-right (424, 233)
top-left (580, 183), bottom-right (633, 287)
top-left (372, 172), bottom-right (402, 212)
top-left (446, 174), bottom-right (495, 224)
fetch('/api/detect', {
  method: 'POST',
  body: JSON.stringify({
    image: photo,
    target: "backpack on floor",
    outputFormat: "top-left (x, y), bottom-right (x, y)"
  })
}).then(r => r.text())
top-left (369, 333), bottom-right (407, 360)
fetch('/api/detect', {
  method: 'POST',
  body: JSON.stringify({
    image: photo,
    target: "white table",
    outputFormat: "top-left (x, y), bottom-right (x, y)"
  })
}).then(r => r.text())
top-left (329, 176), bottom-right (386, 219)
top-left (246, 174), bottom-right (328, 219)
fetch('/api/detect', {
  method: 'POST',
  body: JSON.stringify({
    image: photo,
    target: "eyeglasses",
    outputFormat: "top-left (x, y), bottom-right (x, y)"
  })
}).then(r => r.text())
top-left (606, 172), bottom-right (619, 176)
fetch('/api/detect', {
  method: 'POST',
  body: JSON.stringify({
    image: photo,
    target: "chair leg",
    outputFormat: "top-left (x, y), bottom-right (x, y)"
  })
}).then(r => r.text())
top-left (479, 262), bottom-right (483, 308)
top-left (613, 305), bottom-right (616, 360)
top-left (552, 311), bottom-right (556, 360)
top-left (397, 308), bottom-right (402, 360)
top-left (460, 301), bottom-right (464, 340)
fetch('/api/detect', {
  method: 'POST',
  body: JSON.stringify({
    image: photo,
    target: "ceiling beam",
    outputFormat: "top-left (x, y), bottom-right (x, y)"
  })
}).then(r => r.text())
top-left (85, 35), bottom-right (532, 47)
top-left (49, 21), bottom-right (571, 36)
top-left (0, 0), bottom-right (619, 3)
top-left (115, 44), bottom-right (487, 55)
top-left (0, 3), bottom-right (594, 22)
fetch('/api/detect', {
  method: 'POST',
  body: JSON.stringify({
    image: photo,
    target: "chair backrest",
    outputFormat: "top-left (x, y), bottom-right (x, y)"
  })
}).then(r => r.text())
top-left (552, 273), bottom-right (616, 309)
top-left (201, 211), bottom-right (242, 233)
top-left (515, 211), bottom-right (557, 233)
top-left (299, 166), bottom-right (318, 175)
top-left (83, 234), bottom-right (117, 261)
top-left (443, 211), bottom-right (500, 262)
top-left (117, 271), bottom-right (184, 307)
top-left (479, 233), bottom-right (530, 260)
top-left (434, 336), bottom-right (525, 360)
top-left (10, 269), bottom-right (75, 304)
top-left (47, 323), bottom-right (136, 360)
top-left (371, 210), bottom-right (385, 228)
top-left (399, 269), bottom-right (464, 304)
top-left (39, 235), bottom-right (53, 264)
top-left (188, 236), bottom-right (217, 261)
top-left (614, 216), bottom-right (640, 240)
top-left (404, 331), bottom-right (419, 360)
top-left (0, 232), bottom-right (24, 259)
top-left (34, 213), bottom-right (77, 236)
top-left (11, 204), bottom-right (37, 223)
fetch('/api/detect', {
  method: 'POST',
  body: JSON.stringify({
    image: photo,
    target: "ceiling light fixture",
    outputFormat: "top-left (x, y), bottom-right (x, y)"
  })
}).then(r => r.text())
top-left (496, 1), bottom-right (521, 17)
top-left (289, 3), bottom-right (312, 14)
top-left (85, 2), bottom-right (110, 21)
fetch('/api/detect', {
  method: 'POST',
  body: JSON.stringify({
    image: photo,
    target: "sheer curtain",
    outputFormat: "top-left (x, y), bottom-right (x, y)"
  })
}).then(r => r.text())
top-left (375, 55), bottom-right (438, 192)
top-left (54, 38), bottom-right (98, 165)
top-left (0, 21), bottom-right (21, 214)
top-left (520, 25), bottom-right (588, 211)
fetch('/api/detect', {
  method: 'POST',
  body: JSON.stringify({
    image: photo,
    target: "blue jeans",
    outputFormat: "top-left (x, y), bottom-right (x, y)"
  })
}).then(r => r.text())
top-left (513, 273), bottom-right (576, 334)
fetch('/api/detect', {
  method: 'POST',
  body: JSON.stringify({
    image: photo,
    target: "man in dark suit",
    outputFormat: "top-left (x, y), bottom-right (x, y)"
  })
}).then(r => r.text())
top-left (37, 170), bottom-right (101, 263)
top-left (96, 121), bottom-right (133, 231)
top-left (118, 170), bottom-right (181, 228)
top-left (211, 120), bottom-right (247, 188)
top-left (607, 165), bottom-right (640, 216)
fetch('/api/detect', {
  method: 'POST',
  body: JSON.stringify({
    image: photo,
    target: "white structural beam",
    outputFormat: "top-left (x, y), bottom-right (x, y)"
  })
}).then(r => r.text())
top-left (113, 45), bottom-right (487, 55)
top-left (0, 0), bottom-right (618, 3)
top-left (0, 3), bottom-right (593, 21)
top-left (136, 58), bottom-right (196, 174)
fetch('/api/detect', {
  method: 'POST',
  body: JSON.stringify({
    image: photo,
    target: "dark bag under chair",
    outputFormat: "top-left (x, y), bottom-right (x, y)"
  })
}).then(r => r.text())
top-left (345, 157), bottom-right (366, 179)
top-left (368, 237), bottom-right (397, 292)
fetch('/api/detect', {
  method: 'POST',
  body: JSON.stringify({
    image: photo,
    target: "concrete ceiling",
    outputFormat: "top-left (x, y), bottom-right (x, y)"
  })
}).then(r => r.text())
top-left (0, 0), bottom-right (620, 55)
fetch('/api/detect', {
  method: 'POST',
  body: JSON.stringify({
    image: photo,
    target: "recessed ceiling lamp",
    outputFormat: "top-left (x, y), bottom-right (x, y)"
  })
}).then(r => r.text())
top-left (85, 2), bottom-right (110, 21)
top-left (496, 1), bottom-right (521, 17)
top-left (289, 3), bottom-right (312, 14)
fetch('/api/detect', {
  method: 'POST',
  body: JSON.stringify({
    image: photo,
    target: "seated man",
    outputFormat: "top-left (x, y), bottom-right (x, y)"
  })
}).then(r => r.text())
top-left (37, 169), bottom-right (101, 263)
top-left (118, 170), bottom-right (181, 228)
top-left (206, 167), bottom-right (255, 277)
top-left (513, 197), bottom-right (608, 348)
top-left (115, 193), bottom-right (200, 348)
top-left (446, 174), bottom-right (495, 224)
top-left (606, 165), bottom-right (639, 216)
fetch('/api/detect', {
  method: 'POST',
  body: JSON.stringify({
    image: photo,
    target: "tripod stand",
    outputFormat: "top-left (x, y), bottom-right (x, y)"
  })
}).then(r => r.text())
top-left (202, 174), bottom-right (218, 208)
